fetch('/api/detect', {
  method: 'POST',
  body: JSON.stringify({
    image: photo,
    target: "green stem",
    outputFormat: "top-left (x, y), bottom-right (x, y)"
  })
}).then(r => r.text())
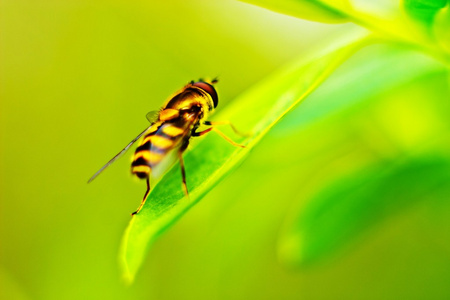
top-left (347, 11), bottom-right (450, 65)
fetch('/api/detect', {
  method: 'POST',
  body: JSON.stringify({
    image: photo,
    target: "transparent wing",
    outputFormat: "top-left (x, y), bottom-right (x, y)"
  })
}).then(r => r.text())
top-left (87, 126), bottom-right (153, 183)
top-left (146, 111), bottom-right (160, 123)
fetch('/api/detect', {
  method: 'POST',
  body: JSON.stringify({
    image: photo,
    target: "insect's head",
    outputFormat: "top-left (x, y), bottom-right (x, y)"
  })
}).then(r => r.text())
top-left (192, 79), bottom-right (218, 110)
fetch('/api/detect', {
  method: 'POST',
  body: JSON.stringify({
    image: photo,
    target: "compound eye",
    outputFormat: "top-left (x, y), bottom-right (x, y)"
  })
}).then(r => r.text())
top-left (192, 81), bottom-right (218, 108)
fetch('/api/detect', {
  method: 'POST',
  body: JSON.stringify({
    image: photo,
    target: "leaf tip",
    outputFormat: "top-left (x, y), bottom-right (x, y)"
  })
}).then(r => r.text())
top-left (121, 269), bottom-right (134, 286)
top-left (118, 218), bottom-right (137, 285)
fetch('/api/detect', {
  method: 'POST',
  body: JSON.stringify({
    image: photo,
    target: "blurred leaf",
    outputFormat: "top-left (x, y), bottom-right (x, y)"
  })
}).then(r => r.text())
top-left (402, 0), bottom-right (448, 24)
top-left (276, 43), bottom-right (444, 132)
top-left (279, 155), bottom-right (450, 267)
top-left (240, 0), bottom-right (347, 23)
top-left (433, 5), bottom-right (450, 52)
top-left (119, 31), bottom-right (370, 283)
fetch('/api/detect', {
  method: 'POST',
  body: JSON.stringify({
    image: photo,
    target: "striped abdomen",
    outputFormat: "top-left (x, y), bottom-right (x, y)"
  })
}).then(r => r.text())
top-left (131, 122), bottom-right (189, 179)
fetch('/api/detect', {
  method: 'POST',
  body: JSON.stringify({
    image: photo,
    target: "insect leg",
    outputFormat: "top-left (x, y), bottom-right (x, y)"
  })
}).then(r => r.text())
top-left (204, 120), bottom-right (249, 137)
top-left (192, 127), bottom-right (212, 136)
top-left (131, 177), bottom-right (151, 216)
top-left (211, 127), bottom-right (246, 148)
top-left (194, 126), bottom-right (245, 148)
top-left (178, 142), bottom-right (189, 197)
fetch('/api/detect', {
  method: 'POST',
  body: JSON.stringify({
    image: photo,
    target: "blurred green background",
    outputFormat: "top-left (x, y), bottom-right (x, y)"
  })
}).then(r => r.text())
top-left (1, 0), bottom-right (450, 299)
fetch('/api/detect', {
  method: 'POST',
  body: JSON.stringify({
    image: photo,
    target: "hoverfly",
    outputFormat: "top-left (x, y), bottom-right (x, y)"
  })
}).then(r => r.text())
top-left (88, 79), bottom-right (245, 215)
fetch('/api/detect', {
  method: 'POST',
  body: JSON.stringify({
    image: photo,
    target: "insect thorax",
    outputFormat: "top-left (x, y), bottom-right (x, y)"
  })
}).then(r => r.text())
top-left (165, 87), bottom-right (215, 116)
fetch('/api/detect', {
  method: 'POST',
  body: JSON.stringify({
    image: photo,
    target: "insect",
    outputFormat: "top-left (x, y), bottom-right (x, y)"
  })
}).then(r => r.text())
top-left (88, 79), bottom-right (246, 215)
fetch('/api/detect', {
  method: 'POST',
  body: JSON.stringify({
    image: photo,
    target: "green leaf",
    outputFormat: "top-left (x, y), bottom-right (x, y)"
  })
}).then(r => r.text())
top-left (402, 0), bottom-right (448, 25)
top-left (119, 30), bottom-right (370, 283)
top-left (240, 0), bottom-right (347, 23)
top-left (278, 156), bottom-right (450, 267)
top-left (276, 44), bottom-right (446, 267)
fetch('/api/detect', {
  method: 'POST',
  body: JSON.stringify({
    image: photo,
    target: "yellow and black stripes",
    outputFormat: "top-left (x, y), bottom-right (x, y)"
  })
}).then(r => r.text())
top-left (131, 122), bottom-right (189, 179)
top-left (88, 79), bottom-right (223, 216)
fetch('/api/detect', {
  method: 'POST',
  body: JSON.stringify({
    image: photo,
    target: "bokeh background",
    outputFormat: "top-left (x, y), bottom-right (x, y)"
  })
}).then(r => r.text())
top-left (1, 0), bottom-right (450, 299)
